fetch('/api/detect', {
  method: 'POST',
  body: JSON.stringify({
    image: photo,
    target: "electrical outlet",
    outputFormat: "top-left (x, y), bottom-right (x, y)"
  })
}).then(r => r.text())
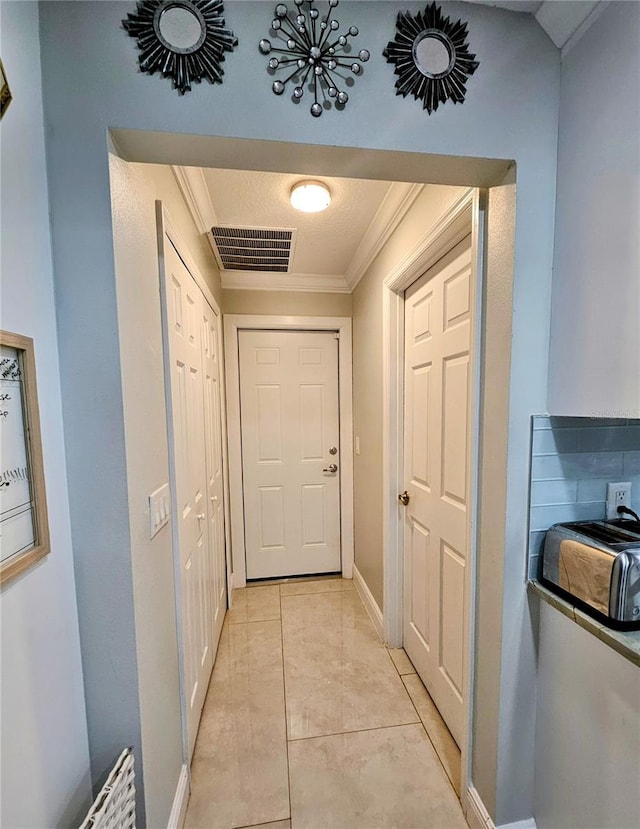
top-left (606, 481), bottom-right (632, 519)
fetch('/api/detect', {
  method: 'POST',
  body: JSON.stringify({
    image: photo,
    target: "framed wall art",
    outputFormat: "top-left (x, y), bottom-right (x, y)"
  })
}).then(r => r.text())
top-left (0, 331), bottom-right (50, 586)
top-left (0, 59), bottom-right (12, 119)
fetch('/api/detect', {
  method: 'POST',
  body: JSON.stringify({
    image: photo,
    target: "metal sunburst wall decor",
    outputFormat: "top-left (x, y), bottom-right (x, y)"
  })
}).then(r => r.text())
top-left (259, 0), bottom-right (370, 118)
top-left (383, 2), bottom-right (479, 114)
top-left (123, 0), bottom-right (237, 95)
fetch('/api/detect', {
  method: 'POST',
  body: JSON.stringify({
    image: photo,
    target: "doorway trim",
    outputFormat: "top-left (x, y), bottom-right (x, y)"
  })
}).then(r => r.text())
top-left (224, 314), bottom-right (353, 588)
top-left (381, 186), bottom-right (486, 802)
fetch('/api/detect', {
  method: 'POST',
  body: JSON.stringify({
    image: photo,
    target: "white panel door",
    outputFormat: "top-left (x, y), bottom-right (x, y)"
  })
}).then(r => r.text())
top-left (162, 239), bottom-right (215, 758)
top-left (403, 236), bottom-right (473, 748)
top-left (201, 298), bottom-right (227, 653)
top-left (239, 330), bottom-right (341, 580)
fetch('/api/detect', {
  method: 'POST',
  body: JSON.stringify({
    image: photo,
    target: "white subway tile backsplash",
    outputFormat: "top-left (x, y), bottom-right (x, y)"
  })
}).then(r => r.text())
top-left (528, 416), bottom-right (640, 575)
top-left (532, 428), bottom-right (578, 455)
top-left (532, 416), bottom-right (551, 430)
top-left (529, 555), bottom-right (542, 580)
top-left (531, 452), bottom-right (623, 481)
top-left (530, 479), bottom-right (577, 506)
top-left (623, 451), bottom-right (640, 477)
top-left (577, 426), bottom-right (640, 453)
top-left (529, 530), bottom-right (547, 558)
top-left (530, 502), bottom-right (605, 532)
top-left (576, 478), bottom-right (609, 503)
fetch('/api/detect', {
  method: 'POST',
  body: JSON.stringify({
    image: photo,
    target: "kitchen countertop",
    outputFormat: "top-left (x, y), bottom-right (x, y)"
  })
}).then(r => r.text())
top-left (528, 579), bottom-right (640, 667)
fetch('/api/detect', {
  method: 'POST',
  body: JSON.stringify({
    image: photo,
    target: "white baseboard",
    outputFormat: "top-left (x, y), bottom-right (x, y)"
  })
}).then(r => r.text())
top-left (463, 786), bottom-right (537, 829)
top-left (167, 764), bottom-right (189, 829)
top-left (464, 785), bottom-right (494, 829)
top-left (352, 564), bottom-right (384, 641)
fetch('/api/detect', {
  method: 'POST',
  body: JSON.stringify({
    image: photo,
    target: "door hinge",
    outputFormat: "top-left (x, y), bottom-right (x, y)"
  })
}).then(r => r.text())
top-left (333, 332), bottom-right (340, 340)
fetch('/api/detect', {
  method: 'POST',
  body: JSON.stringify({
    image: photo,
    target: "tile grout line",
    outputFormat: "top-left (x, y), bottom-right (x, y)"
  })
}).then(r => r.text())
top-left (228, 617), bottom-right (282, 625)
top-left (237, 822), bottom-right (290, 829)
top-left (287, 720), bottom-right (423, 743)
top-left (399, 673), bottom-right (461, 799)
top-left (279, 586), bottom-right (354, 598)
top-left (278, 584), bottom-right (293, 826)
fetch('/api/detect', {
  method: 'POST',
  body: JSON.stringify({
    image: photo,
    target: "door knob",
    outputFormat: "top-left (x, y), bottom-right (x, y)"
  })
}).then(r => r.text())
top-left (323, 463), bottom-right (338, 473)
top-left (398, 491), bottom-right (410, 506)
top-left (197, 513), bottom-right (206, 520)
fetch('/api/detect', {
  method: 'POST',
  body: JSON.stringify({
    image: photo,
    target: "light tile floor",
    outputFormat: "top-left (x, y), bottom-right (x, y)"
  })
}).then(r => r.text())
top-left (185, 579), bottom-right (467, 829)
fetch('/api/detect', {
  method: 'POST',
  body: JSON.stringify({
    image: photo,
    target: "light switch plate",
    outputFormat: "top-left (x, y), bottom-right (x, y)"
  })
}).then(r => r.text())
top-left (149, 483), bottom-right (170, 539)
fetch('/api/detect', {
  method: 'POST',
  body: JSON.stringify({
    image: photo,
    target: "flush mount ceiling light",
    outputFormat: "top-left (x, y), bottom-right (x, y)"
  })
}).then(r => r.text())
top-left (290, 180), bottom-right (331, 213)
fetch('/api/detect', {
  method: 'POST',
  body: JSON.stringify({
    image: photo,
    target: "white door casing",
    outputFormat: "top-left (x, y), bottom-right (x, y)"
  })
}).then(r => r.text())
top-left (239, 330), bottom-right (341, 580)
top-left (403, 235), bottom-right (473, 748)
top-left (382, 189), bottom-right (485, 809)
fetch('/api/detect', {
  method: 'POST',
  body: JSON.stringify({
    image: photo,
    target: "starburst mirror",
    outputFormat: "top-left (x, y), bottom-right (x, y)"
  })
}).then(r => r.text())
top-left (123, 0), bottom-right (238, 95)
top-left (383, 2), bottom-right (479, 114)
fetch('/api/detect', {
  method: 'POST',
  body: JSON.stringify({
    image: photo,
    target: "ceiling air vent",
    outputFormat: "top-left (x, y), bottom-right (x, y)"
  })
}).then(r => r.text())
top-left (209, 226), bottom-right (295, 272)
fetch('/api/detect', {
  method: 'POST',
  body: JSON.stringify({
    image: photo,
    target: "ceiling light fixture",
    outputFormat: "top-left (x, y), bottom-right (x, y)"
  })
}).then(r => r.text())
top-left (290, 180), bottom-right (331, 213)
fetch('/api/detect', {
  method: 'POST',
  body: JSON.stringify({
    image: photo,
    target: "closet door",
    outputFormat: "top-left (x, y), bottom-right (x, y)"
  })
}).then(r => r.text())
top-left (201, 298), bottom-right (226, 652)
top-left (162, 238), bottom-right (214, 758)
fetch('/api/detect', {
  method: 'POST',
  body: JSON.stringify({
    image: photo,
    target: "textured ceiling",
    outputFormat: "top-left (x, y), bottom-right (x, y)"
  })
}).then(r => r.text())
top-left (203, 168), bottom-right (392, 277)
top-left (461, 1), bottom-right (542, 11)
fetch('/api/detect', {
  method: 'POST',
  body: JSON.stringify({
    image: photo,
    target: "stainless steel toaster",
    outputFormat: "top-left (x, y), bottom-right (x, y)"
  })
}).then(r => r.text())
top-left (542, 519), bottom-right (640, 629)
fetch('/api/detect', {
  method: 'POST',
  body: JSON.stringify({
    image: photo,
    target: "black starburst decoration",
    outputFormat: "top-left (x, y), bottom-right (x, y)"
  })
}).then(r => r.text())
top-left (259, 0), bottom-right (370, 118)
top-left (383, 2), bottom-right (479, 114)
top-left (123, 0), bottom-right (237, 95)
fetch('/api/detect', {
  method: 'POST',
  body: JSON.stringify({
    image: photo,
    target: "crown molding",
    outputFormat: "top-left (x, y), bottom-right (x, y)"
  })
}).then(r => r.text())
top-left (560, 1), bottom-right (609, 58)
top-left (345, 182), bottom-right (424, 292)
top-left (221, 270), bottom-right (350, 294)
top-left (384, 187), bottom-right (474, 291)
top-left (174, 169), bottom-right (425, 295)
top-left (171, 165), bottom-right (217, 234)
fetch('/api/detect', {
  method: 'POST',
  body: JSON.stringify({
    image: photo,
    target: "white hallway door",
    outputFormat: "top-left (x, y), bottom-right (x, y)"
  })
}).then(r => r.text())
top-left (161, 236), bottom-right (226, 758)
top-left (403, 235), bottom-right (474, 748)
top-left (239, 330), bottom-right (341, 580)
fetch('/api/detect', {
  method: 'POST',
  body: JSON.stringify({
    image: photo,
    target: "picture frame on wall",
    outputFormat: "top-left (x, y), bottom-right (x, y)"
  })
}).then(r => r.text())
top-left (0, 331), bottom-right (50, 586)
top-left (0, 59), bottom-right (12, 119)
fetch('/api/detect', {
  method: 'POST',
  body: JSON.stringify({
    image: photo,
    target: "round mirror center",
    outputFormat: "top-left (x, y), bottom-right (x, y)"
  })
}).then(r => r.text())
top-left (158, 6), bottom-right (203, 51)
top-left (413, 33), bottom-right (452, 78)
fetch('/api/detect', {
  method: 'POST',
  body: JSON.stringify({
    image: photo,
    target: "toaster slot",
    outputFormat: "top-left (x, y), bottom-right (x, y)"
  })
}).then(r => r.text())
top-left (604, 519), bottom-right (640, 537)
top-left (575, 522), bottom-right (640, 545)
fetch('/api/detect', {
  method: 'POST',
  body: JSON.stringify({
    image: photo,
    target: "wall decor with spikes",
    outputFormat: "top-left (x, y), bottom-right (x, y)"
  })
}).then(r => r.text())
top-left (259, 0), bottom-right (370, 118)
top-left (383, 2), bottom-right (479, 114)
top-left (123, 0), bottom-right (237, 95)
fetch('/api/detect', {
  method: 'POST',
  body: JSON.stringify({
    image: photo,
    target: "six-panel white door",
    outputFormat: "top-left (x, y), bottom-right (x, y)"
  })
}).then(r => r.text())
top-left (403, 236), bottom-right (473, 748)
top-left (162, 238), bottom-right (223, 758)
top-left (202, 298), bottom-right (226, 651)
top-left (239, 330), bottom-right (341, 580)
